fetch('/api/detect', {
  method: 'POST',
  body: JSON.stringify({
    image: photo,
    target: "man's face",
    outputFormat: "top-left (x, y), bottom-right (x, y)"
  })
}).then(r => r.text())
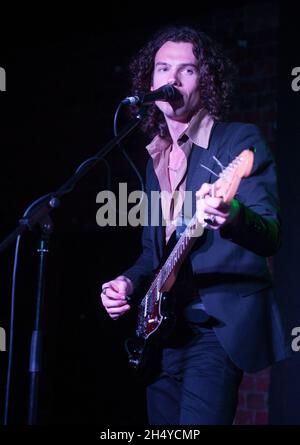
top-left (151, 41), bottom-right (201, 123)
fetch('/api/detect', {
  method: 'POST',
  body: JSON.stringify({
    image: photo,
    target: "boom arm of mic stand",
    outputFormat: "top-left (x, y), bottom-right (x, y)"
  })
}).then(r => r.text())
top-left (0, 107), bottom-right (146, 251)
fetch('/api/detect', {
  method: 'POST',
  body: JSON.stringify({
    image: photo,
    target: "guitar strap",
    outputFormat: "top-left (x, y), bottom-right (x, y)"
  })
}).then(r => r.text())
top-left (175, 122), bottom-right (226, 323)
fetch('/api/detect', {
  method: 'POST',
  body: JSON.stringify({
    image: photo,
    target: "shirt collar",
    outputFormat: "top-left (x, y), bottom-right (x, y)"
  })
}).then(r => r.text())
top-left (183, 108), bottom-right (214, 148)
top-left (146, 108), bottom-right (214, 155)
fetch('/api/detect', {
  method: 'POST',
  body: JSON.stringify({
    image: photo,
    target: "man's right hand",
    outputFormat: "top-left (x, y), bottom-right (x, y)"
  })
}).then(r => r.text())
top-left (100, 275), bottom-right (133, 320)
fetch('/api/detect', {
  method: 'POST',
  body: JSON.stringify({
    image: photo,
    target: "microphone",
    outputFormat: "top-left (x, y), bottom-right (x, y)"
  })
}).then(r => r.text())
top-left (122, 84), bottom-right (179, 105)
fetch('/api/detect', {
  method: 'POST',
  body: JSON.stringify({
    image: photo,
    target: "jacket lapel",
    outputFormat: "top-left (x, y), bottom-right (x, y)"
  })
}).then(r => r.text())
top-left (186, 122), bottom-right (221, 215)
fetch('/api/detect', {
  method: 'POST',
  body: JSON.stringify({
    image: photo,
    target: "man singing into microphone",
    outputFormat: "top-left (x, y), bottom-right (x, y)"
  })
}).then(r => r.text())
top-left (100, 25), bottom-right (289, 424)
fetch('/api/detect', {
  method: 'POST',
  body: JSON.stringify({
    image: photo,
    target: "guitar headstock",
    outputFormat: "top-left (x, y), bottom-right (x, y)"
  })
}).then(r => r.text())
top-left (214, 148), bottom-right (254, 203)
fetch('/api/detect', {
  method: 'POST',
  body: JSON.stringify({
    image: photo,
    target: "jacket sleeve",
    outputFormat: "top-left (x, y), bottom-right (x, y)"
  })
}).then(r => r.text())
top-left (220, 123), bottom-right (282, 257)
top-left (122, 159), bottom-right (155, 295)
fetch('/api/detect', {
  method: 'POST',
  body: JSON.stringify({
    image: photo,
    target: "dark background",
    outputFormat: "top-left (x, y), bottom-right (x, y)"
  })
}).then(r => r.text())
top-left (0, 1), bottom-right (299, 425)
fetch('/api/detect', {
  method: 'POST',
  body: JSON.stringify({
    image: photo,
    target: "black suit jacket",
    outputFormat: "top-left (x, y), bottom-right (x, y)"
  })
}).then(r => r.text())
top-left (124, 122), bottom-right (290, 372)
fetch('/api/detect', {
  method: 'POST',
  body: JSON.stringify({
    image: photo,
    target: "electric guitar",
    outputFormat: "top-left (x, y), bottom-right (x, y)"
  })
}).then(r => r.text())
top-left (125, 148), bottom-right (254, 371)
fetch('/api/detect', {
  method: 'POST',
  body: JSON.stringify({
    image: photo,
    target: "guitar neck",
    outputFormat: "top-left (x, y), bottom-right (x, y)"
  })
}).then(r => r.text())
top-left (147, 213), bottom-right (202, 296)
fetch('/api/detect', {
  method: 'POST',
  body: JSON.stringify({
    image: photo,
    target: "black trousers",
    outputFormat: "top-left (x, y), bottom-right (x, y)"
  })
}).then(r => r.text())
top-left (147, 319), bottom-right (243, 425)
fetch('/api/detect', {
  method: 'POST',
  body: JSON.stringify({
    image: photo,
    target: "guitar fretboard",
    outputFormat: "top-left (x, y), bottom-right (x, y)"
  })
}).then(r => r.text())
top-left (142, 213), bottom-right (202, 311)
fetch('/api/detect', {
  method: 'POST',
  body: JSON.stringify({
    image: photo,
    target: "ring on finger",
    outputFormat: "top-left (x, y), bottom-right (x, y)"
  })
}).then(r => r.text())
top-left (204, 215), bottom-right (216, 225)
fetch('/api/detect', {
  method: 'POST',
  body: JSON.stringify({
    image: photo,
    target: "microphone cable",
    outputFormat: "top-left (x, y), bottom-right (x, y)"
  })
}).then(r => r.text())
top-left (111, 102), bottom-right (145, 217)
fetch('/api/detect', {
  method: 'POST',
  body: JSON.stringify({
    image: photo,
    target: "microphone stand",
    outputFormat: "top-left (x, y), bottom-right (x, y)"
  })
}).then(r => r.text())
top-left (0, 106), bottom-right (147, 425)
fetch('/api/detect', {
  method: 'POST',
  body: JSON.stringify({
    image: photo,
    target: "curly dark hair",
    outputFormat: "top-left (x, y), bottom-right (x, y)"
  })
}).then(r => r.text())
top-left (128, 25), bottom-right (237, 138)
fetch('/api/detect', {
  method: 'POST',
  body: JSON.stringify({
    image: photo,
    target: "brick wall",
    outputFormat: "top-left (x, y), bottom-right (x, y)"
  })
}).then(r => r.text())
top-left (234, 369), bottom-right (270, 425)
top-left (200, 1), bottom-right (279, 425)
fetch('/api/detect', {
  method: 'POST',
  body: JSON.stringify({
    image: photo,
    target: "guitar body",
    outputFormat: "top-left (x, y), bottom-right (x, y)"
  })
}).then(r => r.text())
top-left (125, 288), bottom-right (177, 372)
